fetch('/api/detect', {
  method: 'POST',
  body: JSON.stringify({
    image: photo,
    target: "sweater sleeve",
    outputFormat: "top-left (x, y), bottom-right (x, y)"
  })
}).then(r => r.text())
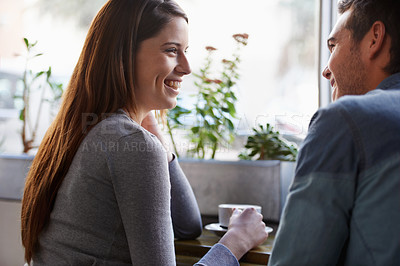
top-left (195, 243), bottom-right (239, 266)
top-left (106, 130), bottom-right (176, 265)
top-left (169, 156), bottom-right (202, 239)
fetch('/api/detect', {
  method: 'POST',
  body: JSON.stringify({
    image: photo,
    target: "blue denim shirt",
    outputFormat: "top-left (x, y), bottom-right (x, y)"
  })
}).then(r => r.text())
top-left (269, 73), bottom-right (400, 266)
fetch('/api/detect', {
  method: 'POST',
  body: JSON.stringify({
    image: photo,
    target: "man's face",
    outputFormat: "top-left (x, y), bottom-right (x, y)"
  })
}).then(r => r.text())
top-left (322, 9), bottom-right (369, 101)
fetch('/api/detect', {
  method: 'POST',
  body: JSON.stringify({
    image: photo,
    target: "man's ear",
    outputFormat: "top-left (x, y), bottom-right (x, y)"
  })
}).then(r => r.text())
top-left (368, 21), bottom-right (386, 59)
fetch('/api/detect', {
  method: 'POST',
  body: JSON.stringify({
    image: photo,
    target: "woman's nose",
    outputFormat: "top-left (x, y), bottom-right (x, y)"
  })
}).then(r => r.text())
top-left (176, 53), bottom-right (191, 75)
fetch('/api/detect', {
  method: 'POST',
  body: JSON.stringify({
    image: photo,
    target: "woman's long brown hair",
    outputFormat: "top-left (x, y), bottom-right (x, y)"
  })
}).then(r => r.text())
top-left (20, 0), bottom-right (187, 263)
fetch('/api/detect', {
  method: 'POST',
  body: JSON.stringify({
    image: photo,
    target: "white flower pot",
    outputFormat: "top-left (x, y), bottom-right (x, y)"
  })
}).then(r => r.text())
top-left (179, 159), bottom-right (295, 222)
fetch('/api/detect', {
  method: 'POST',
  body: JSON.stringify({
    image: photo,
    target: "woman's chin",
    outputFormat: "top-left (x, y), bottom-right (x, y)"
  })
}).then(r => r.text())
top-left (155, 101), bottom-right (177, 111)
top-left (166, 99), bottom-right (177, 109)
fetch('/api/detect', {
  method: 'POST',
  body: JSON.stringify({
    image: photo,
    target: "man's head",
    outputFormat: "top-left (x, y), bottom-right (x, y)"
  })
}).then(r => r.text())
top-left (323, 0), bottom-right (400, 101)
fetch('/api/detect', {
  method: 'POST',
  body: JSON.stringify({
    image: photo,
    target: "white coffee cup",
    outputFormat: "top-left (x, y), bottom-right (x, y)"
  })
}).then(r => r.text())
top-left (218, 203), bottom-right (262, 228)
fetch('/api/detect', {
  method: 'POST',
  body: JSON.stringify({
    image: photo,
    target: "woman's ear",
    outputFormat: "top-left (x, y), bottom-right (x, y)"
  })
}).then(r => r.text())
top-left (367, 21), bottom-right (386, 60)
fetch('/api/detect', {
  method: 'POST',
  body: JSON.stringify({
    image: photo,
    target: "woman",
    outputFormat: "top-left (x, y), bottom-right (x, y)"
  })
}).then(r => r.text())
top-left (21, 0), bottom-right (268, 265)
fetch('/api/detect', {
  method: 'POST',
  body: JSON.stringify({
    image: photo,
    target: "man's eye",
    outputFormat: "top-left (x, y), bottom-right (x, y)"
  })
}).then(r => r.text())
top-left (328, 44), bottom-right (335, 52)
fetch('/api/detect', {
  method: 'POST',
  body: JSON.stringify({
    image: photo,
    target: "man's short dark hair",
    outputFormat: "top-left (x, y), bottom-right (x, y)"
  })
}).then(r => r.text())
top-left (338, 0), bottom-right (400, 74)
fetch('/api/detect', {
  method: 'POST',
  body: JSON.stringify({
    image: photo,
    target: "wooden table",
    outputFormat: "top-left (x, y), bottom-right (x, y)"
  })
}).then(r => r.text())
top-left (174, 225), bottom-right (276, 265)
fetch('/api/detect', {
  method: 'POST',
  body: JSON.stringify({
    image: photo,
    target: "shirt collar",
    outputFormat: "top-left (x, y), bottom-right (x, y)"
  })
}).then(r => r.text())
top-left (376, 72), bottom-right (400, 91)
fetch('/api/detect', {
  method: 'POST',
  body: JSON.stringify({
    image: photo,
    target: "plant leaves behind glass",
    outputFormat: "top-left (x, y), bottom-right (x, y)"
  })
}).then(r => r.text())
top-left (19, 109), bottom-right (25, 121)
top-left (167, 33), bottom-right (249, 159)
top-left (239, 123), bottom-right (298, 162)
top-left (17, 37), bottom-right (64, 153)
top-left (24, 38), bottom-right (29, 48)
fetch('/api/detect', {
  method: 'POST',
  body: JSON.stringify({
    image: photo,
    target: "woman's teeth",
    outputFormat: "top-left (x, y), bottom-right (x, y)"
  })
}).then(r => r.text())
top-left (165, 80), bottom-right (181, 90)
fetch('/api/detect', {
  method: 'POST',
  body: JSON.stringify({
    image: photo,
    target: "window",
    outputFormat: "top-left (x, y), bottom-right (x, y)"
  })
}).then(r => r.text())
top-left (177, 0), bottom-right (319, 141)
top-left (0, 0), bottom-right (337, 155)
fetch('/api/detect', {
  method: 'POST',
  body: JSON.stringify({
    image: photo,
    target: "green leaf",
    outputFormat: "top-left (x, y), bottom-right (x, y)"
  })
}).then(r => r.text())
top-left (191, 126), bottom-right (200, 134)
top-left (34, 71), bottom-right (45, 79)
top-left (19, 109), bottom-right (25, 121)
top-left (220, 107), bottom-right (229, 113)
top-left (226, 119), bottom-right (234, 131)
top-left (46, 66), bottom-right (52, 78)
top-left (226, 101), bottom-right (236, 116)
top-left (207, 132), bottom-right (218, 142)
top-left (23, 38), bottom-right (29, 48)
top-left (239, 123), bottom-right (298, 161)
top-left (238, 152), bottom-right (251, 160)
top-left (249, 150), bottom-right (258, 157)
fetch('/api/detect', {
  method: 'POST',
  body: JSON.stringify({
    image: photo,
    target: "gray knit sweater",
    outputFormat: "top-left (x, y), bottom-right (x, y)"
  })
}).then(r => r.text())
top-left (32, 111), bottom-right (237, 265)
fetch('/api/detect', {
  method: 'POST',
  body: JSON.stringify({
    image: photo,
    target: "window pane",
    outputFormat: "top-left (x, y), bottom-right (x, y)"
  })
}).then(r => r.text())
top-left (0, 0), bottom-right (319, 155)
top-left (176, 0), bottom-right (319, 141)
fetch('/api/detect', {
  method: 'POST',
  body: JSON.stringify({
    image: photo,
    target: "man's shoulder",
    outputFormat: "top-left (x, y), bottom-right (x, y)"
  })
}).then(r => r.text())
top-left (314, 88), bottom-right (399, 125)
top-left (327, 92), bottom-right (377, 112)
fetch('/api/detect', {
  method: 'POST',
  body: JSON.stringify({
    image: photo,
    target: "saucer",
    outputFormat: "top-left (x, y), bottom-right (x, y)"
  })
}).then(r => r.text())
top-left (204, 223), bottom-right (273, 237)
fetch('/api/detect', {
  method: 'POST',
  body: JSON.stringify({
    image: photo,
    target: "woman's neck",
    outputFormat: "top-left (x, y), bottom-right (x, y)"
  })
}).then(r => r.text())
top-left (122, 108), bottom-right (149, 125)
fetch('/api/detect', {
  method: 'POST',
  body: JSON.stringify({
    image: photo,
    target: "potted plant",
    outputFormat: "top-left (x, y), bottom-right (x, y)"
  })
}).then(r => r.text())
top-left (167, 33), bottom-right (248, 160)
top-left (238, 123), bottom-right (298, 162)
top-left (238, 123), bottom-right (298, 212)
top-left (0, 38), bottom-right (63, 201)
top-left (0, 39), bottom-right (64, 266)
top-left (179, 124), bottom-right (299, 222)
top-left (166, 34), bottom-right (293, 222)
top-left (18, 38), bottom-right (64, 154)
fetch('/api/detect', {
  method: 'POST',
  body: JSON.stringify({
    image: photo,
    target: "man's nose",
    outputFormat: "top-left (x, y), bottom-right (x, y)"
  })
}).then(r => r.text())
top-left (322, 65), bottom-right (331, 80)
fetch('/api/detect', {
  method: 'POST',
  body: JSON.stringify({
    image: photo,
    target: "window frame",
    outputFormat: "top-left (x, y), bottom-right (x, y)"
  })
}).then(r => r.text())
top-left (318, 0), bottom-right (337, 108)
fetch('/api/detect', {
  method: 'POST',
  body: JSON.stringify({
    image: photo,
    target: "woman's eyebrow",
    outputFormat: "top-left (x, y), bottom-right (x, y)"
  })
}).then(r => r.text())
top-left (161, 42), bottom-right (181, 47)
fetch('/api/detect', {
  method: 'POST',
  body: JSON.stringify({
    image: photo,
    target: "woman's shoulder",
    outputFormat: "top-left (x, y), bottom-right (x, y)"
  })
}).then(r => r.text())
top-left (80, 111), bottom-right (166, 163)
top-left (94, 111), bottom-right (141, 135)
top-left (86, 111), bottom-right (159, 146)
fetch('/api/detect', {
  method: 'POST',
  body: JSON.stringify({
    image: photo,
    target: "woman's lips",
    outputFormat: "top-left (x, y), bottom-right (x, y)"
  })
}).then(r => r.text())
top-left (164, 80), bottom-right (181, 96)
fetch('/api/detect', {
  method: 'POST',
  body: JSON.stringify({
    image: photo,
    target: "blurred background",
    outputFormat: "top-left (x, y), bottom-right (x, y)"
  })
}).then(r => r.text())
top-left (0, 0), bottom-right (335, 156)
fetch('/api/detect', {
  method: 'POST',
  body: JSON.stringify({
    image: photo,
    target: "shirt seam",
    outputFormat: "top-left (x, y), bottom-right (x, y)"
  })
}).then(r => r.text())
top-left (351, 219), bottom-right (377, 265)
top-left (336, 105), bottom-right (366, 172)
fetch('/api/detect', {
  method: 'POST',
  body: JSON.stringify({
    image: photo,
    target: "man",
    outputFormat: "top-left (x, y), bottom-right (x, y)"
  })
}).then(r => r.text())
top-left (269, 0), bottom-right (400, 265)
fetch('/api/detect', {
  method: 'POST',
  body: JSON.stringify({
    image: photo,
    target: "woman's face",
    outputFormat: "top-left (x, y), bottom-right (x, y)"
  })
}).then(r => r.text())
top-left (134, 16), bottom-right (191, 115)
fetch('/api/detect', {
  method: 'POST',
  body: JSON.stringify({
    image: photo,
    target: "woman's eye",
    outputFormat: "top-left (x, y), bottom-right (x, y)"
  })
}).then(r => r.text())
top-left (166, 47), bottom-right (178, 54)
